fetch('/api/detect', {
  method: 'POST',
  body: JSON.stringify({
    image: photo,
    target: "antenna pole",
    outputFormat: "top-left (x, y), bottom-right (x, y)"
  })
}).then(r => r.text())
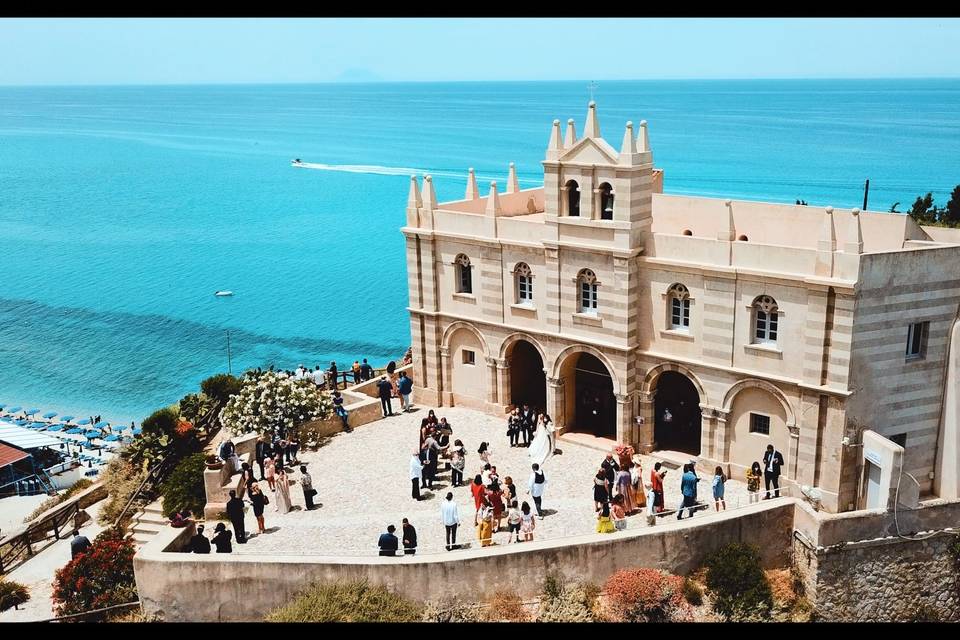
top-left (863, 179), bottom-right (870, 211)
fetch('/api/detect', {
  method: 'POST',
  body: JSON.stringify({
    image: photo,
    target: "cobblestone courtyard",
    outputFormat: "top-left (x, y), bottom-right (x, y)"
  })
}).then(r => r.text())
top-left (229, 406), bottom-right (752, 557)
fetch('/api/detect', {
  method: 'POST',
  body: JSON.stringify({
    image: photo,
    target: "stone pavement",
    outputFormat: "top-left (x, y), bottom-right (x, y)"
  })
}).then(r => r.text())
top-left (226, 407), bottom-right (752, 557)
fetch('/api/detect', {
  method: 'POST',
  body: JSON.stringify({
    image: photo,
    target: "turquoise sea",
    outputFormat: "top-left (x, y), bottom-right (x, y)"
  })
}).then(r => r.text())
top-left (1, 79), bottom-right (959, 423)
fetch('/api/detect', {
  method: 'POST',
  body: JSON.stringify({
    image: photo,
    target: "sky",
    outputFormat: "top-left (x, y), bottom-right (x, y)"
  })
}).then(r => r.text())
top-left (0, 18), bottom-right (958, 85)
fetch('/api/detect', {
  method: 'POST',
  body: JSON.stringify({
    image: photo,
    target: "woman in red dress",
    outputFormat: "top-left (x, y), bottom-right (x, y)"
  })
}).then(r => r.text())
top-left (487, 482), bottom-right (505, 532)
top-left (470, 474), bottom-right (485, 525)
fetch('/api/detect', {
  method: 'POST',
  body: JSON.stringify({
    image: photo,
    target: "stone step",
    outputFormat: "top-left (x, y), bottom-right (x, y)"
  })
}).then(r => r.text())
top-left (648, 450), bottom-right (697, 470)
top-left (130, 521), bottom-right (165, 535)
top-left (143, 505), bottom-right (164, 516)
top-left (133, 514), bottom-right (167, 526)
top-left (131, 534), bottom-right (155, 546)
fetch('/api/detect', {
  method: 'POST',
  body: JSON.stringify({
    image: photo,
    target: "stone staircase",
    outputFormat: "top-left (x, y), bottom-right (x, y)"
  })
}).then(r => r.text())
top-left (128, 499), bottom-right (165, 546)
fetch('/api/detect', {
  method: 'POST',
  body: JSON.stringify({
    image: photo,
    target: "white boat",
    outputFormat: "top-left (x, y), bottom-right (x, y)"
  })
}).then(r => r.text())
top-left (215, 291), bottom-right (234, 297)
top-left (291, 158), bottom-right (304, 166)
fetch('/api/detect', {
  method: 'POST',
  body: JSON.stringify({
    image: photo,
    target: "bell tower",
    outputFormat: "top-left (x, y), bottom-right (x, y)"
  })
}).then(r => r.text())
top-left (543, 101), bottom-right (655, 252)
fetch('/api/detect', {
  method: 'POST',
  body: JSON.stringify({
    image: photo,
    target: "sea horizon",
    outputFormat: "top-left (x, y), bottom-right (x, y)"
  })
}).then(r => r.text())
top-left (2, 78), bottom-right (959, 424)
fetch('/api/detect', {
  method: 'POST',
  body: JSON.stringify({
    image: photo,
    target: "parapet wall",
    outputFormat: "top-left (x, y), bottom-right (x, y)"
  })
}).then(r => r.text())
top-left (135, 501), bottom-right (794, 622)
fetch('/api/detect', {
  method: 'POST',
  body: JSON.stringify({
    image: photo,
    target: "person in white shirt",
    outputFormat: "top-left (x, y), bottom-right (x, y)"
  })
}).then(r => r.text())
top-left (311, 366), bottom-right (326, 387)
top-left (440, 492), bottom-right (461, 551)
top-left (528, 463), bottom-right (546, 517)
top-left (409, 451), bottom-right (424, 501)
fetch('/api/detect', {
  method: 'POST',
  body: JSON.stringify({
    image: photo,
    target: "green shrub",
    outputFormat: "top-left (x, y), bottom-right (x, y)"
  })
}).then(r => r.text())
top-left (705, 543), bottom-right (773, 621)
top-left (682, 576), bottom-right (704, 606)
top-left (537, 573), bottom-right (601, 622)
top-left (141, 407), bottom-right (180, 439)
top-left (97, 456), bottom-right (149, 526)
top-left (160, 453), bottom-right (208, 518)
top-left (23, 479), bottom-right (94, 523)
top-left (604, 567), bottom-right (691, 622)
top-left (52, 528), bottom-right (138, 620)
top-left (201, 373), bottom-right (241, 404)
top-left (178, 393), bottom-right (212, 425)
top-left (0, 580), bottom-right (30, 612)
top-left (265, 580), bottom-right (423, 622)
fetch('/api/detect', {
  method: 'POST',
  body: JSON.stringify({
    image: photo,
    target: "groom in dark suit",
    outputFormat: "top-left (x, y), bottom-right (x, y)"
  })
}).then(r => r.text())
top-left (521, 403), bottom-right (536, 447)
top-left (762, 444), bottom-right (785, 499)
top-left (255, 436), bottom-right (273, 480)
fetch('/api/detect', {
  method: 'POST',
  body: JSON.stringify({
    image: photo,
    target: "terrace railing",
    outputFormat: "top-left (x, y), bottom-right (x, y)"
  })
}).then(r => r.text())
top-left (0, 490), bottom-right (85, 574)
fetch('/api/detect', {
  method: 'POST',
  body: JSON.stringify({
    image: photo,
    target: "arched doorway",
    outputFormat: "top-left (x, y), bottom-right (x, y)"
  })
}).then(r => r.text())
top-left (508, 340), bottom-right (546, 411)
top-left (566, 352), bottom-right (616, 438)
top-left (654, 371), bottom-right (702, 454)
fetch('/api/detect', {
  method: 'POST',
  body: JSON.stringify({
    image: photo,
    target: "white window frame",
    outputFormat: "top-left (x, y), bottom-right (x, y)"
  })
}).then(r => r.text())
top-left (752, 295), bottom-right (779, 346)
top-left (668, 283), bottom-right (691, 331)
top-left (455, 254), bottom-right (472, 294)
top-left (514, 262), bottom-right (534, 306)
top-left (578, 269), bottom-right (599, 315)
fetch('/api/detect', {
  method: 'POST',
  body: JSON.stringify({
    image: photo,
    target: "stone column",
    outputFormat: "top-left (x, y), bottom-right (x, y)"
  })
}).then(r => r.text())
top-left (788, 423), bottom-right (801, 481)
top-left (699, 404), bottom-right (715, 459)
top-left (637, 391), bottom-right (655, 453)
top-left (484, 357), bottom-right (499, 406)
top-left (714, 409), bottom-right (730, 461)
top-left (547, 375), bottom-right (566, 434)
top-left (496, 358), bottom-right (511, 410)
top-left (439, 346), bottom-right (453, 407)
top-left (615, 392), bottom-right (634, 445)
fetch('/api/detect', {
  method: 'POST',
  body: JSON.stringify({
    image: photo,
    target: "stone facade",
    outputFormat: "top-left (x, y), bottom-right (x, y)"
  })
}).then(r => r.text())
top-left (402, 102), bottom-right (960, 513)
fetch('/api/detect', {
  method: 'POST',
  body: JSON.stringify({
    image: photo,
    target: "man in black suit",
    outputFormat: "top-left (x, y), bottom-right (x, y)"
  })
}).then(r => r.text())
top-left (255, 436), bottom-right (273, 481)
top-left (226, 490), bottom-right (247, 544)
top-left (376, 376), bottom-right (394, 417)
top-left (378, 524), bottom-right (399, 556)
top-left (762, 444), bottom-right (785, 499)
top-left (600, 453), bottom-right (620, 493)
top-left (521, 403), bottom-right (535, 447)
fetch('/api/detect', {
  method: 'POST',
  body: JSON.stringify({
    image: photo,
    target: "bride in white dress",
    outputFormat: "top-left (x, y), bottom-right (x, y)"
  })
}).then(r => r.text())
top-left (528, 414), bottom-right (556, 468)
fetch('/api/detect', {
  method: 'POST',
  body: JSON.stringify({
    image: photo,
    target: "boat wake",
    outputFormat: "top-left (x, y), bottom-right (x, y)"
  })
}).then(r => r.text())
top-left (292, 162), bottom-right (539, 185)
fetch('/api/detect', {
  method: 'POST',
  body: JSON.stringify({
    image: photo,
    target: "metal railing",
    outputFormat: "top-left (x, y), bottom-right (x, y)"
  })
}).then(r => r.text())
top-left (0, 494), bottom-right (83, 574)
top-left (37, 600), bottom-right (142, 623)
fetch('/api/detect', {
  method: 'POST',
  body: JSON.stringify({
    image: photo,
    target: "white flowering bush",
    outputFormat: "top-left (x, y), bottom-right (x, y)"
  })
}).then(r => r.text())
top-left (221, 371), bottom-right (331, 448)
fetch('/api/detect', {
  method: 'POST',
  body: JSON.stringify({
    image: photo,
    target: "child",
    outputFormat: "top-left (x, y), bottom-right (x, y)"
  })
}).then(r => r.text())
top-left (713, 466), bottom-right (727, 511)
top-left (746, 461), bottom-right (762, 504)
top-left (596, 499), bottom-right (615, 533)
top-left (611, 495), bottom-right (627, 531)
top-left (506, 499), bottom-right (522, 543)
top-left (520, 501), bottom-right (536, 542)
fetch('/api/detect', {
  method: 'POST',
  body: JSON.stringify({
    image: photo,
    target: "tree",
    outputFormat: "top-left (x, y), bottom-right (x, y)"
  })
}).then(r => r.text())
top-left (52, 528), bottom-right (138, 620)
top-left (160, 453), bottom-right (208, 517)
top-left (945, 184), bottom-right (960, 227)
top-left (908, 192), bottom-right (939, 225)
top-left (201, 373), bottom-right (241, 404)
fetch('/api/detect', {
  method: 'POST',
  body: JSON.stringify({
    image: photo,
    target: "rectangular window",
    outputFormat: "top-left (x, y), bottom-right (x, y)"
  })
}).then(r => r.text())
top-left (518, 275), bottom-right (533, 304)
top-left (458, 266), bottom-right (472, 294)
top-left (906, 322), bottom-right (928, 359)
top-left (671, 298), bottom-right (690, 330)
top-left (581, 282), bottom-right (598, 314)
top-left (462, 350), bottom-right (475, 365)
top-left (749, 413), bottom-right (770, 436)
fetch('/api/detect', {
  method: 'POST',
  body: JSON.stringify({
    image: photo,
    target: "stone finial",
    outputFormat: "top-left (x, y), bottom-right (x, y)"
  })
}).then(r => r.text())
top-left (507, 163), bottom-right (520, 194)
top-left (637, 120), bottom-right (650, 153)
top-left (546, 119), bottom-right (563, 160)
top-left (465, 168), bottom-right (479, 200)
top-left (620, 121), bottom-right (637, 158)
top-left (844, 207), bottom-right (864, 254)
top-left (407, 175), bottom-right (422, 210)
top-left (422, 175), bottom-right (437, 212)
top-left (583, 101), bottom-right (600, 139)
top-left (564, 118), bottom-right (577, 148)
top-left (485, 181), bottom-right (502, 216)
top-left (718, 199), bottom-right (736, 242)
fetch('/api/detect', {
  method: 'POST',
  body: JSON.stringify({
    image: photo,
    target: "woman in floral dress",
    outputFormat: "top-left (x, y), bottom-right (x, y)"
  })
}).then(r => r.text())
top-left (273, 461), bottom-right (293, 514)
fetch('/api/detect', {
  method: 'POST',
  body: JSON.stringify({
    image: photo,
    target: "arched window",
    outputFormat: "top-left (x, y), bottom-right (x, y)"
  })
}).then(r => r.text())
top-left (753, 295), bottom-right (779, 345)
top-left (565, 179), bottom-right (580, 217)
top-left (599, 182), bottom-right (614, 220)
top-left (578, 269), bottom-right (598, 315)
top-left (455, 254), bottom-right (472, 294)
top-left (682, 229), bottom-right (693, 236)
top-left (668, 283), bottom-right (691, 331)
top-left (514, 262), bottom-right (533, 306)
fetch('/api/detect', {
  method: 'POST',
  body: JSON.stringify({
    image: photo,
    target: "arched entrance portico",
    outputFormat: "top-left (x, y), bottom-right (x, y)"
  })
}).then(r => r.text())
top-left (507, 339), bottom-right (546, 411)
top-left (559, 351), bottom-right (617, 439)
top-left (653, 371), bottom-right (702, 454)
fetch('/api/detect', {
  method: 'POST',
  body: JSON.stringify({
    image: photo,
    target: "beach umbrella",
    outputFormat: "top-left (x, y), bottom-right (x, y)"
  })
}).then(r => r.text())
top-left (84, 430), bottom-right (101, 439)
top-left (25, 408), bottom-right (40, 416)
top-left (66, 427), bottom-right (83, 435)
top-left (42, 411), bottom-right (58, 419)
top-left (14, 419), bottom-right (28, 426)
top-left (132, 427), bottom-right (142, 435)
top-left (104, 434), bottom-right (120, 442)
top-left (30, 421), bottom-right (47, 429)
top-left (60, 415), bottom-right (75, 422)
top-left (113, 423), bottom-right (129, 432)
top-left (47, 425), bottom-right (64, 432)
top-left (7, 406), bottom-right (22, 414)
top-left (76, 418), bottom-right (91, 425)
